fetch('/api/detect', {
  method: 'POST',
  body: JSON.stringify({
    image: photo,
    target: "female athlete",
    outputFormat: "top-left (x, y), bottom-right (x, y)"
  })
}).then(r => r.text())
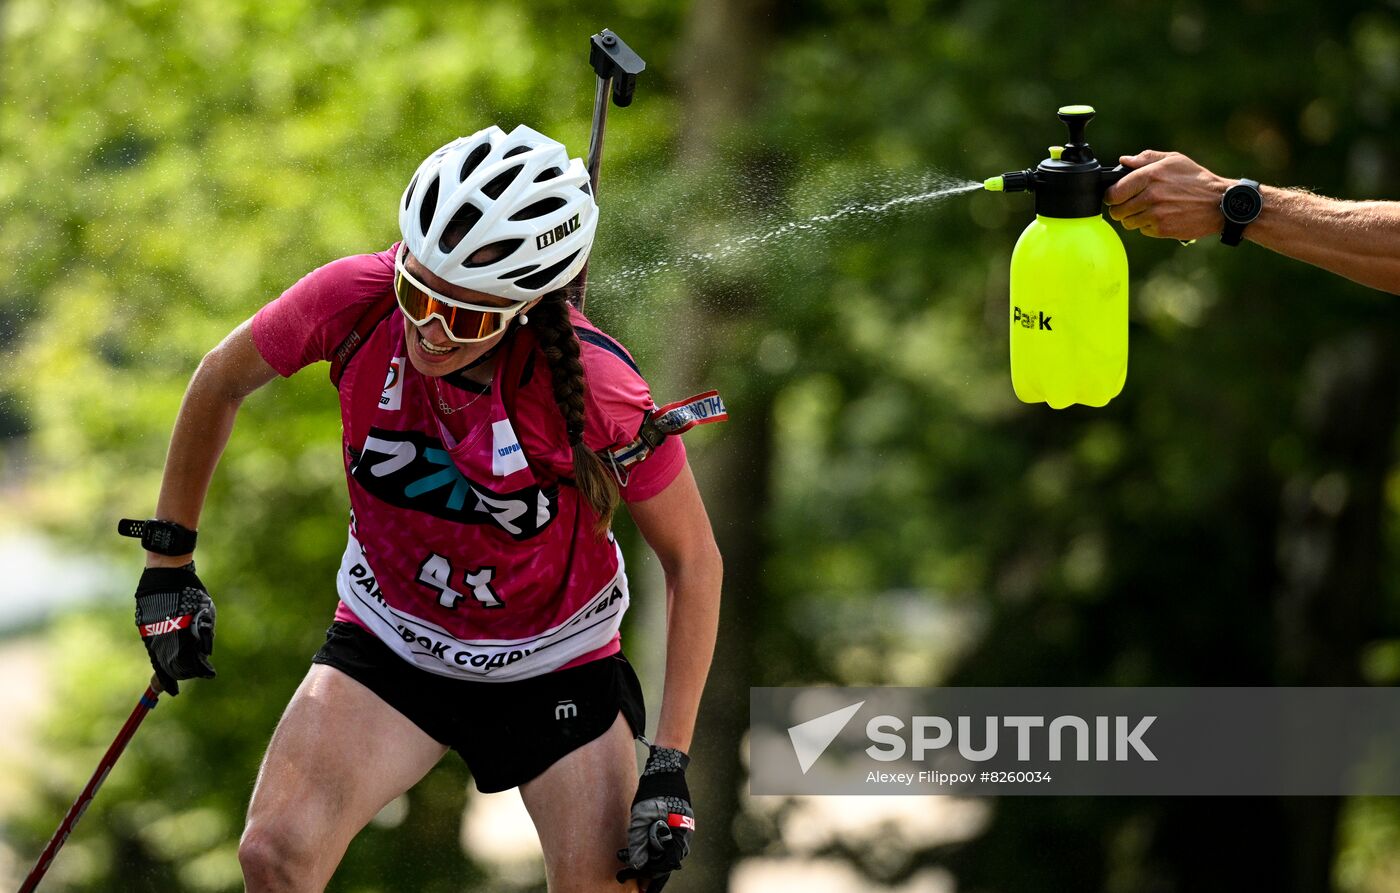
top-left (126, 124), bottom-right (723, 892)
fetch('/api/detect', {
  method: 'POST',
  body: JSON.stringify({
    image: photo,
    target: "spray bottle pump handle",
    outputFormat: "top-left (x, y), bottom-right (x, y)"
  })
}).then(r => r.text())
top-left (1058, 104), bottom-right (1096, 146)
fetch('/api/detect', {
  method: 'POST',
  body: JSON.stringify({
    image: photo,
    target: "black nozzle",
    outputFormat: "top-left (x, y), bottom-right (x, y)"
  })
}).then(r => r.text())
top-left (590, 29), bottom-right (646, 107)
top-left (986, 170), bottom-right (1034, 193)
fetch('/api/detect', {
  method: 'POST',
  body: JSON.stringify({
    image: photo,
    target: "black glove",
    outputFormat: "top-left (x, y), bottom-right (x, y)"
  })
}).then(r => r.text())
top-left (134, 564), bottom-right (216, 696)
top-left (617, 745), bottom-right (694, 892)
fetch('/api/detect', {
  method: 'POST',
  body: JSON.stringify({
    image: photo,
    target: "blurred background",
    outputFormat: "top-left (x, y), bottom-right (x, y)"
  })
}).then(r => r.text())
top-left (2, 0), bottom-right (1399, 890)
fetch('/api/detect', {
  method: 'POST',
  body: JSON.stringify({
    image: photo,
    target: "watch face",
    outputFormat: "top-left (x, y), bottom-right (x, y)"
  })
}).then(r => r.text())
top-left (1223, 184), bottom-right (1263, 224)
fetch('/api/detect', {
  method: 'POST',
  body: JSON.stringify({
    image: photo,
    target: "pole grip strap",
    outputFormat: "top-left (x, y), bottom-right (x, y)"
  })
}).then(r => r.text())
top-left (604, 391), bottom-right (728, 485)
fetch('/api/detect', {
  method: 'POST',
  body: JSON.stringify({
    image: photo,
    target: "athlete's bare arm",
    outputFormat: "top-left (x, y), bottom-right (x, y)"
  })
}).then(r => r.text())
top-left (148, 319), bottom-right (278, 568)
top-left (626, 462), bottom-right (723, 754)
top-left (1105, 150), bottom-right (1400, 294)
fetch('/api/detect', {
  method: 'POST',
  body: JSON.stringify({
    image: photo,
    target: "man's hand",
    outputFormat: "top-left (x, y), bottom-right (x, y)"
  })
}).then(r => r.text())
top-left (1105, 150), bottom-right (1234, 241)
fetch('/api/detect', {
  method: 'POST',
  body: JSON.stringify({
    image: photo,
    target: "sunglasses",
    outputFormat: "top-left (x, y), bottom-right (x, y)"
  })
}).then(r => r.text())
top-left (393, 245), bottom-right (528, 344)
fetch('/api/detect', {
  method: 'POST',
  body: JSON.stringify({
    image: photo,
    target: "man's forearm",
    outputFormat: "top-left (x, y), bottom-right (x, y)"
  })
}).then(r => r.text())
top-left (1250, 187), bottom-right (1400, 294)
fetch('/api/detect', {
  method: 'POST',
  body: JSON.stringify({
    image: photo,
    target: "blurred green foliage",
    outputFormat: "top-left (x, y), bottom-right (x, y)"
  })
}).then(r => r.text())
top-left (2, 0), bottom-right (1400, 891)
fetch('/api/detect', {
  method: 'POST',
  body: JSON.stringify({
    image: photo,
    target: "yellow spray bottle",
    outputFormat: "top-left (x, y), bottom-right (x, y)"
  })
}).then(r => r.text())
top-left (985, 105), bottom-right (1129, 409)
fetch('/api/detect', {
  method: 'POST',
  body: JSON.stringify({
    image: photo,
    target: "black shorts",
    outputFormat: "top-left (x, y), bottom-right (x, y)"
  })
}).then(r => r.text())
top-left (311, 621), bottom-right (646, 793)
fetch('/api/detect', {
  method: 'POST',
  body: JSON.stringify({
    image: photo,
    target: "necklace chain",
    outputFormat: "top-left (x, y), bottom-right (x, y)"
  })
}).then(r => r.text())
top-left (433, 377), bottom-right (488, 415)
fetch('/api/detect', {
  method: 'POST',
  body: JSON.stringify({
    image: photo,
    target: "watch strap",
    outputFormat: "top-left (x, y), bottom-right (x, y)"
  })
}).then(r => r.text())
top-left (119, 518), bottom-right (198, 556)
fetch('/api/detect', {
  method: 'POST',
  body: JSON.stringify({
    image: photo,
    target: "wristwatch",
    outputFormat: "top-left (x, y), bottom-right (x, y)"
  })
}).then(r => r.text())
top-left (118, 518), bottom-right (198, 556)
top-left (1220, 178), bottom-right (1263, 246)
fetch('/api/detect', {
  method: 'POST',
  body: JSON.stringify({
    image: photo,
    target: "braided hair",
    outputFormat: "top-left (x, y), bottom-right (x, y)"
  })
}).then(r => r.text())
top-left (529, 289), bottom-right (619, 533)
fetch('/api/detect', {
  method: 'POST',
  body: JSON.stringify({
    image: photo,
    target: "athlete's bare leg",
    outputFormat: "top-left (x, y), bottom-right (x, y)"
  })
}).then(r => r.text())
top-left (521, 713), bottom-right (643, 893)
top-left (239, 665), bottom-right (449, 892)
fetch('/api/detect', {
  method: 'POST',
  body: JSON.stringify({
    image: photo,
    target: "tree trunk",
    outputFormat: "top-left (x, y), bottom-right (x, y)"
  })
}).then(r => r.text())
top-left (1273, 325), bottom-right (1400, 892)
top-left (665, 2), bottom-right (776, 889)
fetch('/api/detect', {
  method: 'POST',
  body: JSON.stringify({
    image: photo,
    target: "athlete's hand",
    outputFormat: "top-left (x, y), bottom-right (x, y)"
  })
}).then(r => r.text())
top-left (134, 564), bottom-right (216, 696)
top-left (616, 745), bottom-right (694, 892)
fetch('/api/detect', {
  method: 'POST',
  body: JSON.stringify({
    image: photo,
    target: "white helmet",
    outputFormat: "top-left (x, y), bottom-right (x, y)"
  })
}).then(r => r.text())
top-left (398, 125), bottom-right (599, 302)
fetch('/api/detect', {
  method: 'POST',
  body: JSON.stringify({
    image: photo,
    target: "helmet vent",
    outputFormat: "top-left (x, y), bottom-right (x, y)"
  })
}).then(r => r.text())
top-left (499, 264), bottom-right (540, 280)
top-left (463, 239), bottom-right (523, 268)
top-left (459, 143), bottom-right (491, 182)
top-left (419, 176), bottom-right (440, 237)
top-left (534, 167), bottom-right (563, 182)
top-left (515, 250), bottom-right (580, 291)
top-left (509, 197), bottom-right (567, 221)
top-left (481, 165), bottom-right (523, 200)
top-left (439, 203), bottom-right (483, 252)
top-left (503, 145), bottom-right (531, 158)
top-left (404, 173), bottom-right (419, 210)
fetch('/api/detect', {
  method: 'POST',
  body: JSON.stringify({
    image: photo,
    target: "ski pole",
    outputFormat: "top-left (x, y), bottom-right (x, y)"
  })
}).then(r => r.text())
top-left (20, 675), bottom-right (164, 893)
top-left (569, 27), bottom-right (646, 312)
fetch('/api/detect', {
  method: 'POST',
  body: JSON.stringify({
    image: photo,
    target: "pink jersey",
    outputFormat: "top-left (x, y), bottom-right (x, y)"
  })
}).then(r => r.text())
top-left (252, 244), bottom-right (685, 681)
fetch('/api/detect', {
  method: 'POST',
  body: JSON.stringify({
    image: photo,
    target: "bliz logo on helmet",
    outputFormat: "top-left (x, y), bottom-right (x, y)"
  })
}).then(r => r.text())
top-left (1013, 307), bottom-right (1053, 332)
top-left (535, 213), bottom-right (580, 250)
